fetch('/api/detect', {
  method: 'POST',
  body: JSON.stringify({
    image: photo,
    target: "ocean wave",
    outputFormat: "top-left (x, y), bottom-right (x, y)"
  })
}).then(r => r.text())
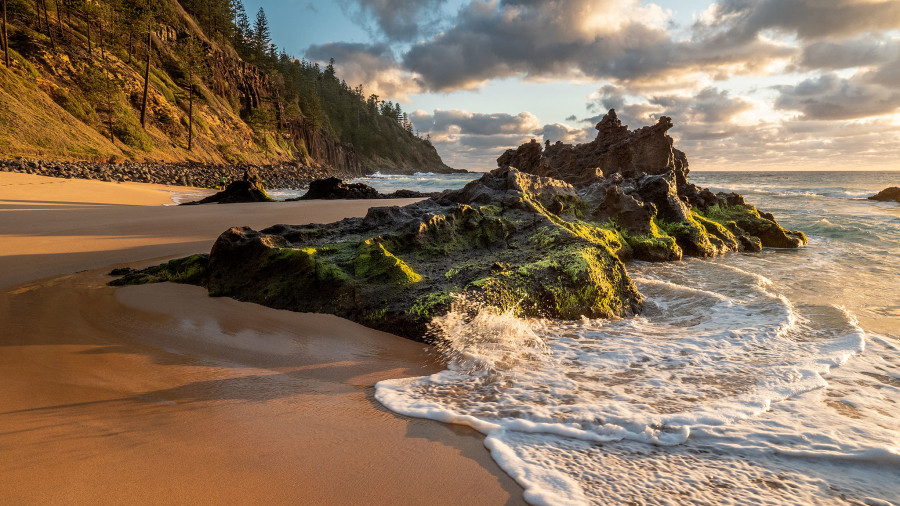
top-left (376, 254), bottom-right (881, 504)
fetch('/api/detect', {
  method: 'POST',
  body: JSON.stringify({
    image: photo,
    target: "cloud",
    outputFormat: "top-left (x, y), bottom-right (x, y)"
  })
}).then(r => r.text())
top-left (798, 37), bottom-right (899, 70)
top-left (427, 110), bottom-right (540, 135)
top-left (773, 72), bottom-right (900, 120)
top-left (337, 0), bottom-right (449, 41)
top-left (540, 123), bottom-right (592, 145)
top-left (650, 87), bottom-right (754, 124)
top-left (695, 0), bottom-right (900, 43)
top-left (402, 0), bottom-right (682, 91)
top-left (410, 108), bottom-right (577, 169)
top-left (396, 0), bottom-right (900, 93)
top-left (304, 42), bottom-right (423, 100)
top-left (313, 1), bottom-right (900, 171)
top-left (573, 82), bottom-right (900, 171)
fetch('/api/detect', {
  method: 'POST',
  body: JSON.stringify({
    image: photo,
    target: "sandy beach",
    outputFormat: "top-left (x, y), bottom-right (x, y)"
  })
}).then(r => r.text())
top-left (0, 173), bottom-right (525, 504)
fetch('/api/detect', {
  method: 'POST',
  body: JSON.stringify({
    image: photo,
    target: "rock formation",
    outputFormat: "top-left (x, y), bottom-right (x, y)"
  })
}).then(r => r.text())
top-left (296, 177), bottom-right (381, 199)
top-left (499, 109), bottom-right (806, 260)
top-left (112, 111), bottom-right (808, 342)
top-left (869, 187), bottom-right (900, 203)
top-left (116, 168), bottom-right (645, 340)
top-left (294, 177), bottom-right (434, 200)
top-left (183, 169), bottom-right (275, 204)
top-left (498, 110), bottom-right (685, 186)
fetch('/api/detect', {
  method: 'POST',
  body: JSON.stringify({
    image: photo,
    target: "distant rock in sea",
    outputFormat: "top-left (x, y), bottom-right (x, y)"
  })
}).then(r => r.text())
top-left (868, 187), bottom-right (900, 203)
top-left (113, 110), bottom-right (807, 341)
top-left (292, 177), bottom-right (435, 200)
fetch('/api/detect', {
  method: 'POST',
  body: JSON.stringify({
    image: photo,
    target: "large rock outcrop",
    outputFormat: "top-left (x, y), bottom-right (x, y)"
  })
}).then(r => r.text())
top-left (498, 110), bottom-right (684, 186)
top-left (113, 112), bottom-right (808, 342)
top-left (500, 109), bottom-right (807, 261)
top-left (116, 168), bottom-right (644, 341)
top-left (869, 187), bottom-right (900, 203)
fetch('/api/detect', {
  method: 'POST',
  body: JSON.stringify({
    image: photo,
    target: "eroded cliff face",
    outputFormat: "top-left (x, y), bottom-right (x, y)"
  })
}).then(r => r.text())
top-left (204, 50), bottom-right (365, 177)
top-left (208, 50), bottom-right (272, 114)
top-left (286, 119), bottom-right (366, 178)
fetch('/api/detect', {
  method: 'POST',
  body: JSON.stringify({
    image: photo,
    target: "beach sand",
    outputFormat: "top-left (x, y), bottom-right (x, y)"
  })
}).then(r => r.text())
top-left (0, 173), bottom-right (525, 504)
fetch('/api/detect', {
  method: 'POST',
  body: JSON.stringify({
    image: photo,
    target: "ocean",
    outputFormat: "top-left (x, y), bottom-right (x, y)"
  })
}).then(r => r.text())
top-left (373, 171), bottom-right (900, 505)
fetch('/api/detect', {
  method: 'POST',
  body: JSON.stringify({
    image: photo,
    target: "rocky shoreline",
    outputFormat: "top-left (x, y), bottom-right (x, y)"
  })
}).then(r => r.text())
top-left (0, 159), bottom-right (336, 189)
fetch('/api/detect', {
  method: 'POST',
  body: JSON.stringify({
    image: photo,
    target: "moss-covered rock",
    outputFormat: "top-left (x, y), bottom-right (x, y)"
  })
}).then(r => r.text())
top-left (696, 202), bottom-right (808, 249)
top-left (354, 239), bottom-right (423, 284)
top-left (617, 220), bottom-right (683, 262)
top-left (109, 254), bottom-right (209, 286)
top-left (112, 169), bottom-right (644, 341)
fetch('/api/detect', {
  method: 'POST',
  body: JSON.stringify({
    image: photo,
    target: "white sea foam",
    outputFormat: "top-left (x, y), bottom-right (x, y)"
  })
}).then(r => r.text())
top-left (376, 171), bottom-right (900, 504)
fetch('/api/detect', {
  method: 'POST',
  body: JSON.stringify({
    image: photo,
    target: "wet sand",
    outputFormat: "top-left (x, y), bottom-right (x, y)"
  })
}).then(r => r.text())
top-left (0, 173), bottom-right (525, 504)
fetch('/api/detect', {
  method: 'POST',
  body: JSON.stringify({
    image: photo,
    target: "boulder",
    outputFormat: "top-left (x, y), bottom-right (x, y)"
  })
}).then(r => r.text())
top-left (183, 169), bottom-right (274, 204)
top-left (869, 187), bottom-right (900, 203)
top-left (297, 177), bottom-right (382, 200)
top-left (293, 177), bottom-right (435, 200)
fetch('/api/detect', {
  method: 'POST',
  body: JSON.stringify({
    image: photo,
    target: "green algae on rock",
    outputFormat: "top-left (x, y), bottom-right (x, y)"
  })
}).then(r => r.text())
top-left (109, 254), bottom-right (210, 286)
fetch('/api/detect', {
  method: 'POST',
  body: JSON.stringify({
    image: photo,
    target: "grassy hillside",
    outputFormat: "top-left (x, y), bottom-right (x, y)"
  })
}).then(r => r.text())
top-left (0, 0), bottom-right (453, 174)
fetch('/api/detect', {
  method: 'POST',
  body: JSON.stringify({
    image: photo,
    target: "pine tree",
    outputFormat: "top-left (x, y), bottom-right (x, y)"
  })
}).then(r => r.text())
top-left (179, 36), bottom-right (207, 151)
top-left (252, 7), bottom-right (270, 64)
top-left (233, 0), bottom-right (250, 53)
top-left (2, 0), bottom-right (9, 67)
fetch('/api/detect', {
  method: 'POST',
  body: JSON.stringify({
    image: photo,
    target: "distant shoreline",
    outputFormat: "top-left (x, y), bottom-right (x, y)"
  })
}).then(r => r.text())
top-left (0, 158), bottom-right (470, 191)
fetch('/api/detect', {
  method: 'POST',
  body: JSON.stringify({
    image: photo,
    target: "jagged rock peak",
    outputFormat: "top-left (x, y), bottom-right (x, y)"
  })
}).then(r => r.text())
top-left (594, 108), bottom-right (630, 145)
top-left (498, 109), bottom-right (680, 186)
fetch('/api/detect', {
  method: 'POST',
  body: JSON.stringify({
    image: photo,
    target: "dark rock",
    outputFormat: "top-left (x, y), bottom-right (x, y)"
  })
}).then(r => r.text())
top-left (635, 171), bottom-right (692, 223)
top-left (384, 189), bottom-right (435, 199)
top-left (110, 255), bottom-right (209, 286)
top-left (869, 187), bottom-right (900, 203)
top-left (498, 109), bottom-right (680, 187)
top-left (297, 177), bottom-right (382, 200)
top-left (183, 169), bottom-right (275, 205)
top-left (502, 110), bottom-right (806, 258)
top-left (290, 177), bottom-right (437, 200)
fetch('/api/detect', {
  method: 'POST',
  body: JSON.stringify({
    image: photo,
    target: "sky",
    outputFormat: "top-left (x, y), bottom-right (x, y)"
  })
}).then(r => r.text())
top-left (241, 0), bottom-right (900, 172)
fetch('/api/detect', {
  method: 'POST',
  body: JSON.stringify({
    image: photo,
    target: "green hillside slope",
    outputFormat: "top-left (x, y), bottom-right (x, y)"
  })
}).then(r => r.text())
top-left (0, 0), bottom-right (455, 175)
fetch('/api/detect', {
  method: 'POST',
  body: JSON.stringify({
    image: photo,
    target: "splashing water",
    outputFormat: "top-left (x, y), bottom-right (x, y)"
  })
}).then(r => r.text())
top-left (377, 171), bottom-right (900, 505)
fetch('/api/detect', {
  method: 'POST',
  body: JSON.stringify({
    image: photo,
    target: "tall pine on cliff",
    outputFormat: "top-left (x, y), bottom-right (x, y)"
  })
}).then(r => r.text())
top-left (0, 0), bottom-right (452, 175)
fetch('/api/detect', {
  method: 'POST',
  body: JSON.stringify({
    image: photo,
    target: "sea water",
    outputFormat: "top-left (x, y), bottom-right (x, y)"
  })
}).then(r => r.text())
top-left (376, 171), bottom-right (900, 505)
